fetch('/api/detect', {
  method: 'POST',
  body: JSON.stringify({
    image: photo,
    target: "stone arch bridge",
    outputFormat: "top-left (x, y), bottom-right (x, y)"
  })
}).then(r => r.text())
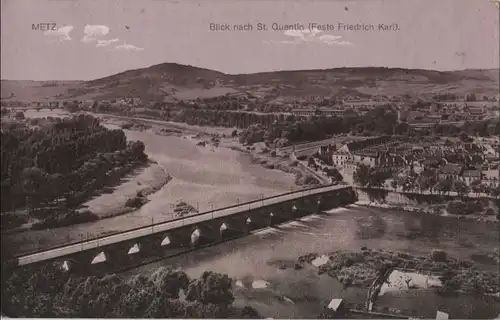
top-left (16, 185), bottom-right (357, 275)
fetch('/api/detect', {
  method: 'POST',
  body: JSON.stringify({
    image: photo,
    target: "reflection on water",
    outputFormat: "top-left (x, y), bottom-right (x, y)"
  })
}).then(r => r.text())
top-left (124, 205), bottom-right (500, 319)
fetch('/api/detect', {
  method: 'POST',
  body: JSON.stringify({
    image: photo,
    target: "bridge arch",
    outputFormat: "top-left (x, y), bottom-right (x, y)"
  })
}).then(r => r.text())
top-left (160, 235), bottom-right (171, 246)
top-left (219, 222), bottom-right (229, 234)
top-left (190, 227), bottom-right (202, 245)
top-left (61, 258), bottom-right (79, 272)
top-left (127, 243), bottom-right (141, 255)
top-left (91, 251), bottom-right (108, 264)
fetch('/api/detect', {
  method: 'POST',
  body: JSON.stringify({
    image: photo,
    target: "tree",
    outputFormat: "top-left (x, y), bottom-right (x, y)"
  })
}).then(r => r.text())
top-left (369, 170), bottom-right (389, 188)
top-left (430, 249), bottom-right (448, 262)
top-left (390, 179), bottom-right (398, 190)
top-left (14, 111), bottom-right (25, 120)
top-left (403, 275), bottom-right (413, 289)
top-left (185, 271), bottom-right (234, 306)
top-left (326, 168), bottom-right (343, 181)
top-left (128, 141), bottom-right (146, 160)
top-left (353, 164), bottom-right (371, 187)
top-left (459, 131), bottom-right (473, 143)
top-left (416, 174), bottom-right (436, 194)
top-left (453, 179), bottom-right (470, 198)
top-left (20, 167), bottom-right (49, 210)
top-left (435, 178), bottom-right (453, 195)
top-left (470, 179), bottom-right (483, 197)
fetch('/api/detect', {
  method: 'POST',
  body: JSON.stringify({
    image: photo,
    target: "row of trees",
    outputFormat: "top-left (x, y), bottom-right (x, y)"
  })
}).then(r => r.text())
top-left (354, 164), bottom-right (500, 198)
top-left (67, 97), bottom-right (500, 145)
top-left (239, 107), bottom-right (401, 145)
top-left (1, 115), bottom-right (148, 227)
top-left (1, 263), bottom-right (260, 318)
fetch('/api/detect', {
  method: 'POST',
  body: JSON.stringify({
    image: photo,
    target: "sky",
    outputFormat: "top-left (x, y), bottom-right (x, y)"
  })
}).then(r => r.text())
top-left (1, 0), bottom-right (499, 81)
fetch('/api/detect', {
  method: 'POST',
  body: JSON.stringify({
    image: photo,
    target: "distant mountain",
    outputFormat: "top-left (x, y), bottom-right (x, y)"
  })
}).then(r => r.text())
top-left (1, 63), bottom-right (498, 102)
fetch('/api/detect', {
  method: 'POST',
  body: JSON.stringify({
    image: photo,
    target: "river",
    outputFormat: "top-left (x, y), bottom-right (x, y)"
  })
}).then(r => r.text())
top-left (7, 111), bottom-right (297, 254)
top-left (121, 205), bottom-right (500, 319)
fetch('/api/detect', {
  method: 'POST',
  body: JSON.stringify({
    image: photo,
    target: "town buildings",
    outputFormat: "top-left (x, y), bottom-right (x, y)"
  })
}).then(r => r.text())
top-left (328, 134), bottom-right (499, 190)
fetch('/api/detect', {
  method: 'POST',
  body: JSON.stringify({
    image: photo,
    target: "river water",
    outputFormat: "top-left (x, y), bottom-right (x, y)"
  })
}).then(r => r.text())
top-left (122, 205), bottom-right (500, 319)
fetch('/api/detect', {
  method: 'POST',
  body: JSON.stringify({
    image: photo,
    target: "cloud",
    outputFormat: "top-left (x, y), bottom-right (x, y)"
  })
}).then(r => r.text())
top-left (115, 43), bottom-right (144, 51)
top-left (266, 28), bottom-right (352, 47)
top-left (318, 34), bottom-right (352, 46)
top-left (44, 25), bottom-right (74, 41)
top-left (96, 38), bottom-right (119, 47)
top-left (81, 24), bottom-right (110, 43)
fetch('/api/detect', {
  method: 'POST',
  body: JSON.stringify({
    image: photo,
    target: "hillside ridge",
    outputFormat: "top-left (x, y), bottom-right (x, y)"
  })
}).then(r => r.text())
top-left (1, 63), bottom-right (498, 102)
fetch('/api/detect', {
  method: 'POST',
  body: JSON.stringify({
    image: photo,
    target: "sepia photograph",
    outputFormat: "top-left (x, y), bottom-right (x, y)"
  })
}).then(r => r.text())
top-left (1, 0), bottom-right (499, 318)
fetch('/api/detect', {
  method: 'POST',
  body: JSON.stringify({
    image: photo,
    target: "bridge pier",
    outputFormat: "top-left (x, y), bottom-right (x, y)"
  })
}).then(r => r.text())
top-left (138, 234), bottom-right (166, 258)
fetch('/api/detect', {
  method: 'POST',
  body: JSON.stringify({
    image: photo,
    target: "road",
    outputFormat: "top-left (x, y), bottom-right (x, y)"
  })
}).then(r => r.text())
top-left (17, 184), bottom-right (349, 266)
top-left (278, 136), bottom-right (341, 154)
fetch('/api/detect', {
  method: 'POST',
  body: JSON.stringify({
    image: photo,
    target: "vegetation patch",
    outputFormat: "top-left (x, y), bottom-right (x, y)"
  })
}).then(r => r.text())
top-left (174, 201), bottom-right (198, 217)
top-left (1, 262), bottom-right (260, 318)
top-left (125, 196), bottom-right (149, 209)
top-left (296, 249), bottom-right (499, 296)
top-left (1, 115), bottom-right (149, 230)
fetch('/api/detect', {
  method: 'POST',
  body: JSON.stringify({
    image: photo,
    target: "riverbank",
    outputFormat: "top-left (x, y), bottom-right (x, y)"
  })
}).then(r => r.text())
top-left (355, 186), bottom-right (500, 224)
top-left (78, 162), bottom-right (172, 218)
top-left (357, 201), bottom-right (499, 224)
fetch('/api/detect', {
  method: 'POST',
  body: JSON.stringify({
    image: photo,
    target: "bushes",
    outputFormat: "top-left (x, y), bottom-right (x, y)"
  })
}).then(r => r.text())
top-left (429, 249), bottom-right (447, 262)
top-left (120, 122), bottom-right (134, 129)
top-left (125, 196), bottom-right (147, 209)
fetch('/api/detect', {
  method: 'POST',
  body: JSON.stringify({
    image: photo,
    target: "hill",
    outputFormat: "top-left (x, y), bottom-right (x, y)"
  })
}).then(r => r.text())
top-left (1, 63), bottom-right (498, 102)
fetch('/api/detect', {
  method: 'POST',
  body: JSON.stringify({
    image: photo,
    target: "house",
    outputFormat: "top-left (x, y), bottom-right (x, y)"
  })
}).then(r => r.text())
top-left (318, 144), bottom-right (335, 158)
top-left (332, 152), bottom-right (350, 166)
top-left (376, 152), bottom-right (406, 168)
top-left (466, 107), bottom-right (485, 120)
top-left (350, 151), bottom-right (377, 167)
top-left (462, 170), bottom-right (481, 185)
top-left (439, 164), bottom-right (464, 180)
